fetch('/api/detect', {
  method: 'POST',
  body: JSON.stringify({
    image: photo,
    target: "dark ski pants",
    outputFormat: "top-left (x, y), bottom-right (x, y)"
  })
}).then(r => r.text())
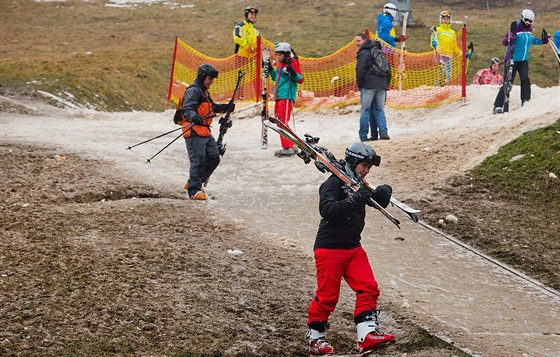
top-left (184, 135), bottom-right (220, 196)
top-left (307, 247), bottom-right (380, 324)
top-left (493, 60), bottom-right (531, 108)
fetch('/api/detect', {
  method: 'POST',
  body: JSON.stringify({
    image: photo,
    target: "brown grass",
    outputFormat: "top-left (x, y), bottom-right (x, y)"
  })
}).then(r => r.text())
top-left (0, 0), bottom-right (558, 111)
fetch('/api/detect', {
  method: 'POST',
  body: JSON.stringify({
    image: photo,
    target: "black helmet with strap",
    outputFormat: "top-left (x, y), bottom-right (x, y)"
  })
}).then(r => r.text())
top-left (345, 142), bottom-right (381, 171)
top-left (245, 6), bottom-right (258, 20)
top-left (197, 64), bottom-right (218, 81)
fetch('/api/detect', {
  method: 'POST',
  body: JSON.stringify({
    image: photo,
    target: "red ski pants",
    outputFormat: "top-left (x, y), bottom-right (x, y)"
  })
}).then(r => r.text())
top-left (307, 247), bottom-right (380, 324)
top-left (274, 99), bottom-right (294, 149)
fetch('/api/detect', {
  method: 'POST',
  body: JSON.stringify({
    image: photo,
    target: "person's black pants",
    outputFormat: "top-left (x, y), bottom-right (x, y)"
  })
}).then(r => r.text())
top-left (494, 60), bottom-right (530, 109)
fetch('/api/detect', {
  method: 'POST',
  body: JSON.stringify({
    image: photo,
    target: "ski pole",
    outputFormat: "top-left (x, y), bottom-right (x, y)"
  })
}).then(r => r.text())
top-left (542, 28), bottom-right (560, 66)
top-left (236, 102), bottom-right (261, 113)
top-left (291, 106), bottom-right (296, 133)
top-left (143, 108), bottom-right (218, 162)
top-left (141, 122), bottom-right (201, 163)
top-left (126, 109), bottom-right (214, 150)
top-left (549, 41), bottom-right (560, 66)
top-left (145, 130), bottom-right (186, 163)
top-left (126, 126), bottom-right (184, 150)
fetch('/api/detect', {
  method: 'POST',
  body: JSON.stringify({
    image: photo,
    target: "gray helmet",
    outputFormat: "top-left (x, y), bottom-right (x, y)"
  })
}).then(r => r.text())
top-left (490, 57), bottom-right (501, 66)
top-left (344, 142), bottom-right (381, 171)
top-left (197, 64), bottom-right (218, 80)
top-left (275, 42), bottom-right (291, 53)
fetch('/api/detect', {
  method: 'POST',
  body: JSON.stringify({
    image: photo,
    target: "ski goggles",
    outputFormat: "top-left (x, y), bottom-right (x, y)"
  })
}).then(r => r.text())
top-left (365, 155), bottom-right (381, 167)
top-left (523, 18), bottom-right (533, 25)
top-left (346, 149), bottom-right (381, 167)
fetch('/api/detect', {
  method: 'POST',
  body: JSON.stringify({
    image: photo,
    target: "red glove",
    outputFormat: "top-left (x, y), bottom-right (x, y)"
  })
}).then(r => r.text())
top-left (395, 35), bottom-right (406, 42)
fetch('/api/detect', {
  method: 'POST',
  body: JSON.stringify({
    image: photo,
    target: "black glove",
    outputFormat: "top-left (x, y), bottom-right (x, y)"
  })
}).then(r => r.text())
top-left (542, 28), bottom-right (550, 44)
top-left (191, 115), bottom-right (203, 125)
top-left (228, 102), bottom-right (236, 112)
top-left (351, 186), bottom-right (373, 206)
top-left (286, 64), bottom-right (297, 77)
top-left (371, 184), bottom-right (392, 208)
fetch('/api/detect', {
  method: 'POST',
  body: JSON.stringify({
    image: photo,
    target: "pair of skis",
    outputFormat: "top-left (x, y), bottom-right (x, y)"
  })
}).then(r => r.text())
top-left (216, 70), bottom-right (245, 156)
top-left (496, 21), bottom-right (518, 114)
top-left (430, 26), bottom-right (447, 86)
top-left (262, 116), bottom-right (420, 228)
top-left (260, 48), bottom-right (271, 149)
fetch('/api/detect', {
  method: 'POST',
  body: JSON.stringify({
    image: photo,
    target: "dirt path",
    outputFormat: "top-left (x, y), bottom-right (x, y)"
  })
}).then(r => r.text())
top-left (1, 85), bottom-right (559, 356)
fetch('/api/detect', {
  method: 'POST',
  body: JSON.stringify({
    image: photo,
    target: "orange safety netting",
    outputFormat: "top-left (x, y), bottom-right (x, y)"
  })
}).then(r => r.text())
top-left (168, 27), bottom-right (468, 110)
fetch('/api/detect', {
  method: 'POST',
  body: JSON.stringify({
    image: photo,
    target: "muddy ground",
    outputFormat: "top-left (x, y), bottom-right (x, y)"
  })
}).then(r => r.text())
top-left (1, 92), bottom-right (558, 356)
top-left (0, 143), bottom-right (465, 357)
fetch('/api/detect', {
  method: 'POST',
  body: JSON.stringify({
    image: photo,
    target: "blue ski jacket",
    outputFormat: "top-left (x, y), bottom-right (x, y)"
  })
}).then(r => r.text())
top-left (503, 21), bottom-right (545, 62)
top-left (376, 13), bottom-right (396, 47)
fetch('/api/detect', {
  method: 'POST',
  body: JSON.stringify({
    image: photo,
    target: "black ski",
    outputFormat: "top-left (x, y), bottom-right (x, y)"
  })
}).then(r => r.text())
top-left (216, 70), bottom-right (245, 156)
top-left (263, 116), bottom-right (421, 228)
top-left (497, 21), bottom-right (518, 114)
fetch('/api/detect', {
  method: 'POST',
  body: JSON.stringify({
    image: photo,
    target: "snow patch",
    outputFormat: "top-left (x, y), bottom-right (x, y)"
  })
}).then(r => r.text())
top-left (105, 0), bottom-right (194, 8)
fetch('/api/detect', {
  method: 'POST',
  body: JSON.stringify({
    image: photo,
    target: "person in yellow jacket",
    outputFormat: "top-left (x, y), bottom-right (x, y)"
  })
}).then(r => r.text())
top-left (430, 11), bottom-right (466, 85)
top-left (233, 6), bottom-right (259, 99)
top-left (233, 6), bottom-right (259, 58)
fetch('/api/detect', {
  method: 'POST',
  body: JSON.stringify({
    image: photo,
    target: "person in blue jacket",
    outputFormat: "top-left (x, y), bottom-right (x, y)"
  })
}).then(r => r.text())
top-left (493, 9), bottom-right (550, 113)
top-left (376, 3), bottom-right (405, 47)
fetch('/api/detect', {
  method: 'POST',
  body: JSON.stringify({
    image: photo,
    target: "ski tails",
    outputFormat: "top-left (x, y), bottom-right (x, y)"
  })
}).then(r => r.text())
top-left (263, 116), bottom-right (422, 228)
top-left (260, 47), bottom-right (271, 149)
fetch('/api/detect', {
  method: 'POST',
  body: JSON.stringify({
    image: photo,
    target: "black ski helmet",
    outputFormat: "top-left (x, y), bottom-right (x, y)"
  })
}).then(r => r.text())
top-left (344, 142), bottom-right (381, 171)
top-left (197, 64), bottom-right (219, 81)
top-left (490, 57), bottom-right (501, 66)
top-left (245, 6), bottom-right (258, 19)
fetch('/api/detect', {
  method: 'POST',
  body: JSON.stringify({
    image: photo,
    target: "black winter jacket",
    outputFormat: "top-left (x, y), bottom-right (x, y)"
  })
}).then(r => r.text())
top-left (314, 174), bottom-right (367, 250)
top-left (356, 40), bottom-right (391, 90)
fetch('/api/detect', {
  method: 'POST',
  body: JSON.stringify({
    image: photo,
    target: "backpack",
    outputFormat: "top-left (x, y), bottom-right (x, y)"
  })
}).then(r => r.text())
top-left (173, 94), bottom-right (185, 125)
top-left (369, 47), bottom-right (390, 76)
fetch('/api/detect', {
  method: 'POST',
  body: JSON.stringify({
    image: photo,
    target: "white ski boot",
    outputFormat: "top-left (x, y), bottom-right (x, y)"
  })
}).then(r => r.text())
top-left (307, 327), bottom-right (334, 355)
top-left (356, 310), bottom-right (394, 355)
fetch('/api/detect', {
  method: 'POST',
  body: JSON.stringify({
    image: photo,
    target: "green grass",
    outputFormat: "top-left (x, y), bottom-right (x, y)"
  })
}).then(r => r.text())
top-left (413, 119), bottom-right (560, 290)
top-left (471, 119), bottom-right (560, 202)
top-left (0, 0), bottom-right (558, 111)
